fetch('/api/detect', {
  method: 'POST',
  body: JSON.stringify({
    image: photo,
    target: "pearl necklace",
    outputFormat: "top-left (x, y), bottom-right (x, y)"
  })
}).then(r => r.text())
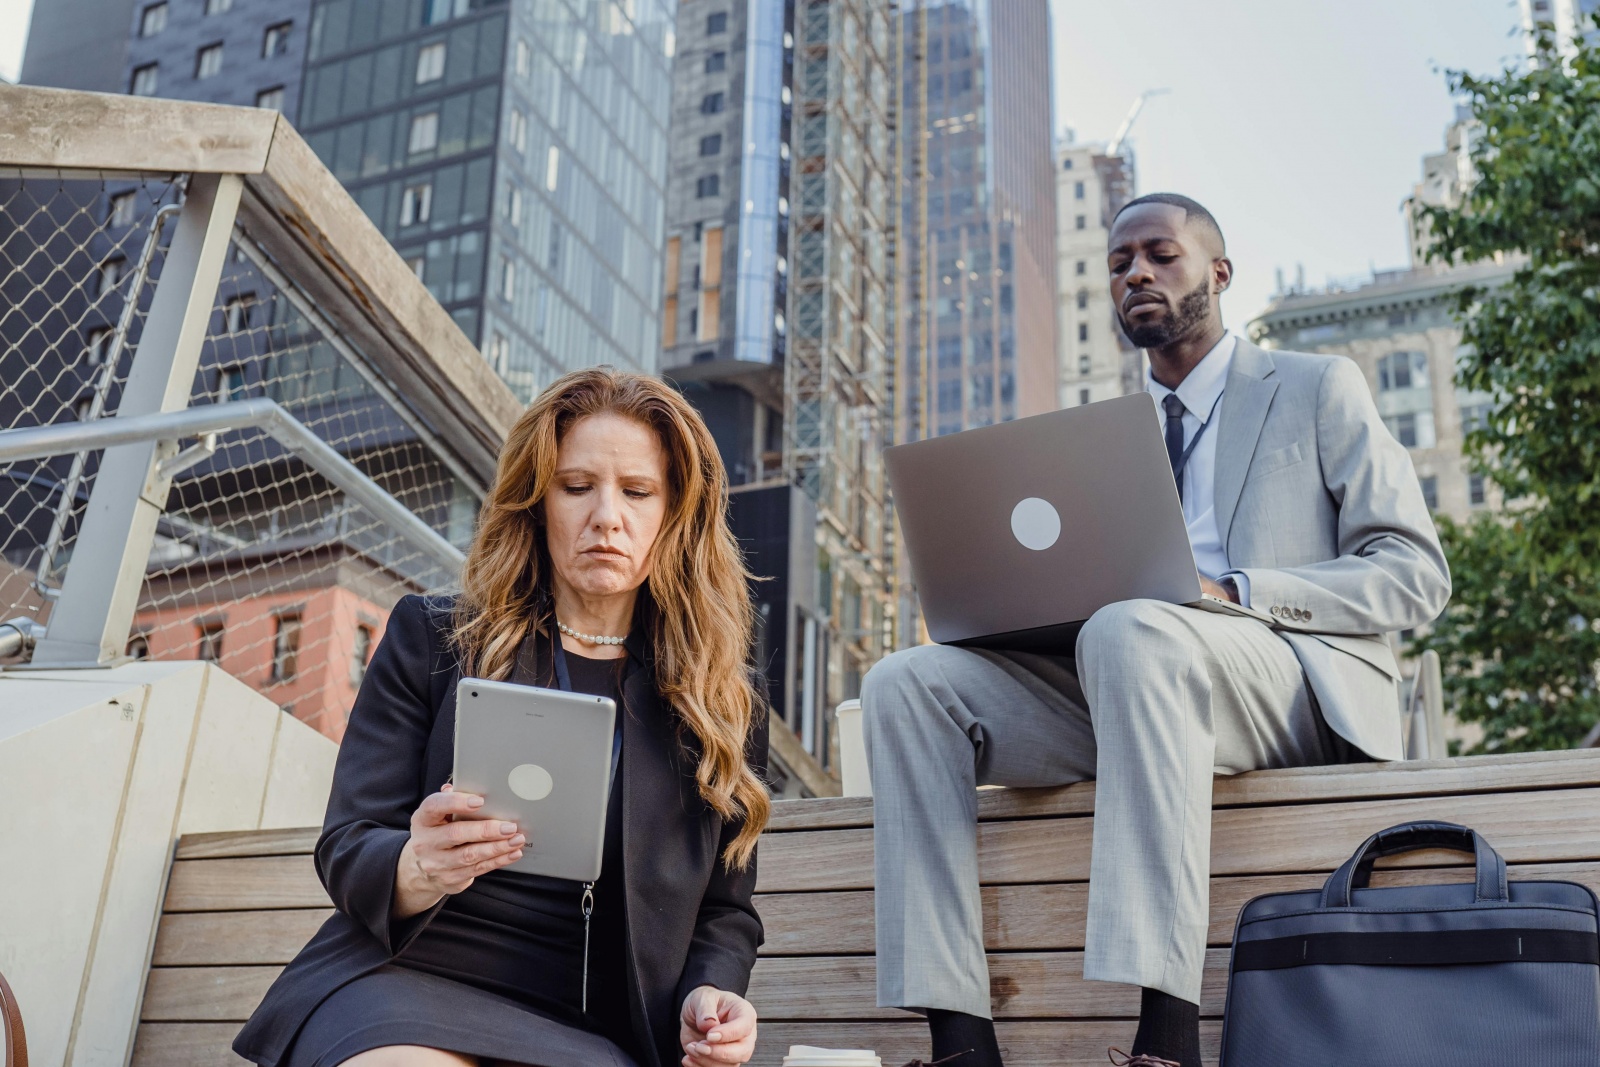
top-left (557, 620), bottom-right (629, 646)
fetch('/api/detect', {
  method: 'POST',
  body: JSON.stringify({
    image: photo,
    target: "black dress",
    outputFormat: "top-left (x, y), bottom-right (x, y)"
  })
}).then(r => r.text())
top-left (284, 650), bottom-right (643, 1067)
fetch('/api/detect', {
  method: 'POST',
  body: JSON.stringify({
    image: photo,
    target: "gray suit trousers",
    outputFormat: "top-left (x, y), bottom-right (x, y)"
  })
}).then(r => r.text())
top-left (862, 598), bottom-right (1336, 1014)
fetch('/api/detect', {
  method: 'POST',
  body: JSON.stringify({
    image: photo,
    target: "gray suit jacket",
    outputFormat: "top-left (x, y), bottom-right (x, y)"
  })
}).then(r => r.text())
top-left (1215, 338), bottom-right (1450, 761)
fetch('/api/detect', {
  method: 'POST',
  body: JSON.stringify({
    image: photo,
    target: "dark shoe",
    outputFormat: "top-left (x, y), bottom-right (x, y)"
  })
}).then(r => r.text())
top-left (1108, 1051), bottom-right (1181, 1067)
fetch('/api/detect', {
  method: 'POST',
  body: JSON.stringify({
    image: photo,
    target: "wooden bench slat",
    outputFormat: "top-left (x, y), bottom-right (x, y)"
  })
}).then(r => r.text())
top-left (755, 862), bottom-right (1600, 955)
top-left (142, 966), bottom-right (280, 1022)
top-left (153, 910), bottom-right (334, 966)
top-left (758, 787), bottom-right (1600, 891)
top-left (174, 827), bottom-right (321, 860)
top-left (164, 857), bottom-right (331, 912)
top-left (750, 949), bottom-right (1231, 1020)
top-left (132, 1023), bottom-right (250, 1066)
top-left (753, 1021), bottom-right (1222, 1067)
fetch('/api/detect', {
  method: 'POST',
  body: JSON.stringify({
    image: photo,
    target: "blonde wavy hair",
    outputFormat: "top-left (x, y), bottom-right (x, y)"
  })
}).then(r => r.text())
top-left (451, 367), bottom-right (769, 868)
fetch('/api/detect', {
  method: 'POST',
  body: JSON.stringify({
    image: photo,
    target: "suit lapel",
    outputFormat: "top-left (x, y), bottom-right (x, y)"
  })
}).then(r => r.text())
top-left (1214, 339), bottom-right (1279, 550)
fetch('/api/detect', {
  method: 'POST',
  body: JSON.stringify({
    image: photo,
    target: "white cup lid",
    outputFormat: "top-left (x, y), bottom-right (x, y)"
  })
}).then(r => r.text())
top-left (781, 1046), bottom-right (882, 1067)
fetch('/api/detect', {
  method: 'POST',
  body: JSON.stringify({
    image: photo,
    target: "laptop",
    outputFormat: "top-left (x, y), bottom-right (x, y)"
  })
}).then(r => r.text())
top-left (884, 392), bottom-right (1274, 650)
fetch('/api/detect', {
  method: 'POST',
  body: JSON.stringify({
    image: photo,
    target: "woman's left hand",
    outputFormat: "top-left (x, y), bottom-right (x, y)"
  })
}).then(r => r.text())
top-left (680, 985), bottom-right (757, 1066)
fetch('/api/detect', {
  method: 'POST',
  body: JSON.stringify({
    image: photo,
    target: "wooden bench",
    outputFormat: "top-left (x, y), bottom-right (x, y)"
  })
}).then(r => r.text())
top-left (135, 749), bottom-right (1600, 1066)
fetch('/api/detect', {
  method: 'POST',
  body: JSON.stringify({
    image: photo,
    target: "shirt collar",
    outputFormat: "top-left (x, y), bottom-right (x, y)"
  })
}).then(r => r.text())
top-left (1146, 332), bottom-right (1235, 421)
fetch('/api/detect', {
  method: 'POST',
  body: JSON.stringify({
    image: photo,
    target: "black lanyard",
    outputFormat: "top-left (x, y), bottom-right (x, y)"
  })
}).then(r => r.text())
top-left (1170, 390), bottom-right (1224, 494)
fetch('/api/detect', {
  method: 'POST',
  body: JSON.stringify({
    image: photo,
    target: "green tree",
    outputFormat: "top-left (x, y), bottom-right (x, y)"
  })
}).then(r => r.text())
top-left (1414, 21), bottom-right (1600, 752)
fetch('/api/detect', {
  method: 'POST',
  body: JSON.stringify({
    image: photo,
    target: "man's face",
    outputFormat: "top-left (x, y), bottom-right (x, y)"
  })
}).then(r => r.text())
top-left (1107, 203), bottom-right (1230, 349)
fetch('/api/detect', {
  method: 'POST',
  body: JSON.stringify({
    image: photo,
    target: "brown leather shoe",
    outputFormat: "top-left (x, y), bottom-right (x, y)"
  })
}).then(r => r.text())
top-left (1107, 1050), bottom-right (1181, 1067)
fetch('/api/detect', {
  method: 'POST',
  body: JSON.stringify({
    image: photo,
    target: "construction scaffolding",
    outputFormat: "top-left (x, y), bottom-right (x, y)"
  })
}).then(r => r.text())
top-left (783, 0), bottom-right (900, 751)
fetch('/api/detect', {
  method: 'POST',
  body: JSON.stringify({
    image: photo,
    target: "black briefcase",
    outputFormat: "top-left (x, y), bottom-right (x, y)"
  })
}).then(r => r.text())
top-left (1219, 821), bottom-right (1600, 1065)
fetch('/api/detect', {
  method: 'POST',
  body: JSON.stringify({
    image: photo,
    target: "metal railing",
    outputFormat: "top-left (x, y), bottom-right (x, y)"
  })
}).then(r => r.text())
top-left (0, 86), bottom-right (521, 740)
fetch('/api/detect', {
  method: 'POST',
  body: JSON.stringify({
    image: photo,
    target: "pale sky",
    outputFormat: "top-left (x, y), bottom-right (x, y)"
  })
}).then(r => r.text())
top-left (3, 0), bottom-right (1525, 320)
top-left (1051, 0), bottom-right (1528, 322)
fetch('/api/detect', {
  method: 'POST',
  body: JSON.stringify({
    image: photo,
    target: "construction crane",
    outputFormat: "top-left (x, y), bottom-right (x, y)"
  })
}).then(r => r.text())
top-left (1105, 88), bottom-right (1171, 158)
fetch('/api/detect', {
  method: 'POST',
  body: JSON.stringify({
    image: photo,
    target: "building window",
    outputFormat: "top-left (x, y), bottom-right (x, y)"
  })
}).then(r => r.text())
top-left (486, 331), bottom-right (510, 376)
top-left (87, 327), bottom-right (114, 366)
top-left (1078, 354), bottom-right (1090, 376)
top-left (224, 293), bottom-right (255, 332)
top-left (407, 255), bottom-right (426, 280)
top-left (545, 145), bottom-right (561, 191)
top-left (1076, 289), bottom-right (1088, 310)
top-left (423, 0), bottom-right (468, 25)
top-left (1075, 260), bottom-right (1087, 276)
top-left (696, 174), bottom-right (720, 198)
top-left (1420, 475), bottom-right (1439, 511)
top-left (255, 86), bottom-right (285, 110)
top-left (705, 51), bottom-right (727, 73)
top-left (508, 109), bottom-right (528, 153)
top-left (1377, 350), bottom-right (1429, 392)
top-left (1078, 323), bottom-right (1088, 342)
top-left (195, 43), bottom-right (224, 80)
top-left (707, 11), bottom-right (728, 33)
top-left (1384, 411), bottom-right (1437, 450)
top-left (270, 612), bottom-right (302, 682)
top-left (1062, 157), bottom-right (1073, 170)
top-left (263, 22), bottom-right (293, 58)
top-left (416, 41), bottom-right (446, 84)
top-left (139, 2), bottom-right (167, 37)
top-left (109, 191), bottom-right (138, 226)
top-left (1460, 402), bottom-right (1490, 434)
top-left (400, 181), bottom-right (433, 226)
top-left (96, 257), bottom-right (124, 297)
top-left (204, 0), bottom-right (232, 13)
top-left (1469, 473), bottom-right (1486, 506)
top-left (216, 364), bottom-right (248, 401)
top-left (1074, 180), bottom-right (1086, 200)
top-left (350, 624), bottom-right (375, 686)
top-left (699, 133), bottom-right (722, 156)
top-left (504, 183), bottom-right (524, 226)
top-left (1079, 388), bottom-right (1091, 406)
top-left (127, 632), bottom-right (151, 660)
top-left (130, 63), bottom-right (159, 96)
top-left (408, 111), bottom-right (440, 153)
top-left (514, 38), bottom-right (531, 77)
top-left (1075, 214), bottom-right (1087, 230)
top-left (499, 256), bottom-right (516, 301)
top-left (701, 92), bottom-right (725, 114)
top-left (196, 621), bottom-right (225, 663)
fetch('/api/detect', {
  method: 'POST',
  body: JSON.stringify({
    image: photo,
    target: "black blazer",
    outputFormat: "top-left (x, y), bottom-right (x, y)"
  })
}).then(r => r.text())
top-left (233, 594), bottom-right (768, 1067)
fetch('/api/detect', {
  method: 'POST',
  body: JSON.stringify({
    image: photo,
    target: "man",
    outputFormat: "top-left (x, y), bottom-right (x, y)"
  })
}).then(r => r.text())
top-left (862, 194), bottom-right (1450, 1067)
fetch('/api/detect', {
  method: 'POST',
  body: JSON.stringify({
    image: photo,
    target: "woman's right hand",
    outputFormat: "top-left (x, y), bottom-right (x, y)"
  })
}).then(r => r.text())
top-left (392, 783), bottom-right (526, 919)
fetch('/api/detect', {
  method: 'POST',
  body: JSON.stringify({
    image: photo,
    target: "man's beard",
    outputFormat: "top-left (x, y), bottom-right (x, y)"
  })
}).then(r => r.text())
top-left (1118, 278), bottom-right (1211, 349)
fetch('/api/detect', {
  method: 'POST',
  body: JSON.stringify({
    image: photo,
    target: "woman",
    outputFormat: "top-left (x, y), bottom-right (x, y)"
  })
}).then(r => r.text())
top-left (235, 369), bottom-right (771, 1067)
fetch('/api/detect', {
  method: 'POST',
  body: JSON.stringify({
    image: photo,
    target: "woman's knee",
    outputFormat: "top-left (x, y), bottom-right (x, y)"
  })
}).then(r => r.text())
top-left (337, 1047), bottom-right (479, 1067)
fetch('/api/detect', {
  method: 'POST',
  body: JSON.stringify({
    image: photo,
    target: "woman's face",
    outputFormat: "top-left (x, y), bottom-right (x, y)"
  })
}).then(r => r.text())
top-left (543, 411), bottom-right (671, 602)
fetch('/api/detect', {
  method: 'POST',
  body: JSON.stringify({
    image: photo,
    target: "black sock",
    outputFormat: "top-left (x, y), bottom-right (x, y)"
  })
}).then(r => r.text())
top-left (926, 1008), bottom-right (1004, 1067)
top-left (1131, 988), bottom-right (1201, 1067)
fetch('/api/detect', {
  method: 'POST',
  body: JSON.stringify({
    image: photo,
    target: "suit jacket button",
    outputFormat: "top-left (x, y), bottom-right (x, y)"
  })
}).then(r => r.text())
top-left (1270, 606), bottom-right (1280, 617)
top-left (1303, 609), bottom-right (1313, 621)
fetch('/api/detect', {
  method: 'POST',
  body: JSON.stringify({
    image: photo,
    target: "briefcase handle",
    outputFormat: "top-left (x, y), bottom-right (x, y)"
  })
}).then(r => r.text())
top-left (1320, 820), bottom-right (1509, 909)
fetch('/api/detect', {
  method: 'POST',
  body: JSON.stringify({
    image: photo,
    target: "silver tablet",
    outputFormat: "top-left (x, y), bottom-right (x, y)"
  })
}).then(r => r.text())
top-left (452, 677), bottom-right (616, 883)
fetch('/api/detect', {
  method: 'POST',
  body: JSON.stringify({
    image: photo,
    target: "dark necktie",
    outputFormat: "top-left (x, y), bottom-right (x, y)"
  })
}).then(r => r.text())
top-left (1162, 392), bottom-right (1187, 503)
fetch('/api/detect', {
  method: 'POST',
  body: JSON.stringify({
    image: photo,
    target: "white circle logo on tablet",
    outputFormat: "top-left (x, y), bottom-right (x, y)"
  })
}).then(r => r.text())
top-left (1010, 497), bottom-right (1060, 551)
top-left (507, 763), bottom-right (554, 801)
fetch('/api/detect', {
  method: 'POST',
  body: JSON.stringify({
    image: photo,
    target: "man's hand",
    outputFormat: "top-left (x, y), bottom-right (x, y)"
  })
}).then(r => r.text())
top-left (680, 985), bottom-right (757, 1067)
top-left (1200, 575), bottom-right (1238, 603)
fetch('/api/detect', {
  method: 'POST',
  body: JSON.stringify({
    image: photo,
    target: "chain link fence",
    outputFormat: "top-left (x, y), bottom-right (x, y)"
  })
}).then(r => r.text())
top-left (2, 169), bottom-right (480, 740)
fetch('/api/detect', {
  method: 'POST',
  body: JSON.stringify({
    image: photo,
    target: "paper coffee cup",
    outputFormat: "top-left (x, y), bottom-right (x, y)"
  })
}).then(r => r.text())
top-left (782, 1046), bottom-right (882, 1067)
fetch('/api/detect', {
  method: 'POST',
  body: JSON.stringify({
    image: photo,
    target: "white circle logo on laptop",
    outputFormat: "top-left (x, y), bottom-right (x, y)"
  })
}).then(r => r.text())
top-left (1010, 497), bottom-right (1060, 551)
top-left (507, 763), bottom-right (554, 801)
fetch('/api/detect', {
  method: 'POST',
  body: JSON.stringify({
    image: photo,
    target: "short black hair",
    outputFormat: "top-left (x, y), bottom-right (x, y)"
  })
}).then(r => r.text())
top-left (1113, 192), bottom-right (1225, 252)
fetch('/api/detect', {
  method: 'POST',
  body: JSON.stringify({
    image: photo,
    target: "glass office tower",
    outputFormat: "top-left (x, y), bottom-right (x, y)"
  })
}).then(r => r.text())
top-left (899, 0), bottom-right (1057, 440)
top-left (297, 0), bottom-right (676, 397)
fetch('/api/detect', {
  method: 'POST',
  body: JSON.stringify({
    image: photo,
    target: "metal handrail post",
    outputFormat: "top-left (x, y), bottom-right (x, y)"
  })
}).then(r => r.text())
top-left (31, 174), bottom-right (244, 667)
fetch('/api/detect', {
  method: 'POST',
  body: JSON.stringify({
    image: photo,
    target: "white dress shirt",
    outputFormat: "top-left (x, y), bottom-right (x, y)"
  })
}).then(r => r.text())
top-left (1146, 332), bottom-right (1250, 601)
